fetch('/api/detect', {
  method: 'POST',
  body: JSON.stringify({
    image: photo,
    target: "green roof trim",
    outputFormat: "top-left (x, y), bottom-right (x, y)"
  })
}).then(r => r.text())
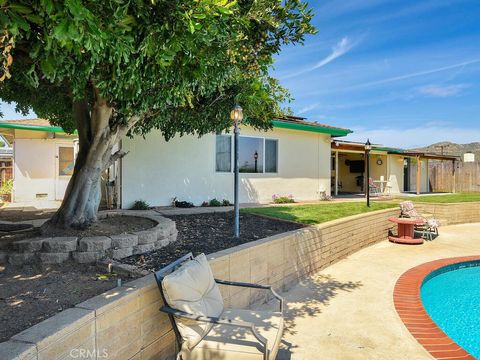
top-left (372, 146), bottom-right (405, 153)
top-left (0, 122), bottom-right (75, 134)
top-left (272, 120), bottom-right (352, 136)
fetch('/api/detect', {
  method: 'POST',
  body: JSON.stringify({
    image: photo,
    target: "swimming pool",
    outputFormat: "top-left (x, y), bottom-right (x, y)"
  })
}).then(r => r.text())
top-left (421, 260), bottom-right (480, 358)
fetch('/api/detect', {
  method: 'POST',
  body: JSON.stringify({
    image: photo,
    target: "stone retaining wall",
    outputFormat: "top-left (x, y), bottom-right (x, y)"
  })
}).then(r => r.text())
top-left (0, 210), bottom-right (177, 266)
top-left (3, 203), bottom-right (479, 360)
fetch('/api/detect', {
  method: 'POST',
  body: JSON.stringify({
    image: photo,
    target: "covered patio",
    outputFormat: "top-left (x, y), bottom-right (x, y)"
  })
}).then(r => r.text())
top-left (331, 140), bottom-right (459, 197)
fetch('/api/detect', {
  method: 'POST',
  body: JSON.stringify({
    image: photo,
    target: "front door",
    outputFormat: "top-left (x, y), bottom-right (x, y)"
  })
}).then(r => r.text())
top-left (55, 145), bottom-right (75, 200)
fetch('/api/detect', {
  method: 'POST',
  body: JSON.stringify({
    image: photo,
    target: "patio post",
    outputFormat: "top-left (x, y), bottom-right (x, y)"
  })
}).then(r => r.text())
top-left (365, 139), bottom-right (372, 207)
top-left (416, 155), bottom-right (421, 195)
top-left (335, 151), bottom-right (339, 196)
top-left (452, 159), bottom-right (456, 193)
top-left (230, 105), bottom-right (243, 238)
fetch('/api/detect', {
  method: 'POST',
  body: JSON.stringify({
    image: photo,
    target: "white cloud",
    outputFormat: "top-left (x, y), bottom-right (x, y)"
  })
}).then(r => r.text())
top-left (355, 59), bottom-right (480, 89)
top-left (418, 84), bottom-right (469, 97)
top-left (282, 37), bottom-right (358, 79)
top-left (345, 124), bottom-right (480, 148)
top-left (297, 103), bottom-right (320, 115)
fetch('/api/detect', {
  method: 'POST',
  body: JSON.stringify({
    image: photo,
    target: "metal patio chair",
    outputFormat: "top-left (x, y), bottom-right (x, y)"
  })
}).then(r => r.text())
top-left (154, 253), bottom-right (284, 360)
top-left (399, 201), bottom-right (439, 240)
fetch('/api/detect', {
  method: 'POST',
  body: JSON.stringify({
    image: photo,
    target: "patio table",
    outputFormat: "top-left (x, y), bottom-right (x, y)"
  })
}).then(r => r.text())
top-left (373, 180), bottom-right (388, 193)
top-left (388, 217), bottom-right (425, 244)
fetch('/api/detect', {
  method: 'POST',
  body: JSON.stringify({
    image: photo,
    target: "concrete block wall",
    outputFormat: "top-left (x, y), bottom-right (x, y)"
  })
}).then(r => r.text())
top-left (4, 204), bottom-right (479, 360)
top-left (416, 202), bottom-right (480, 225)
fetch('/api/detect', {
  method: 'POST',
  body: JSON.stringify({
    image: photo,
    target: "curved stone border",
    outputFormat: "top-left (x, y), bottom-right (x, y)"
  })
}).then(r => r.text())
top-left (0, 210), bottom-right (177, 265)
top-left (393, 256), bottom-right (479, 360)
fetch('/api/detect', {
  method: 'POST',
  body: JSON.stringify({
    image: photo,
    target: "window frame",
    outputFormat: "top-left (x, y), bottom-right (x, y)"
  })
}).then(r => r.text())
top-left (214, 134), bottom-right (278, 175)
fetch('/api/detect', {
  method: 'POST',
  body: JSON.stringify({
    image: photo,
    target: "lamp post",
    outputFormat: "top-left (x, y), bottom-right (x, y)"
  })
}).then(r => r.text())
top-left (230, 104), bottom-right (243, 238)
top-left (365, 139), bottom-right (372, 207)
top-left (254, 151), bottom-right (258, 173)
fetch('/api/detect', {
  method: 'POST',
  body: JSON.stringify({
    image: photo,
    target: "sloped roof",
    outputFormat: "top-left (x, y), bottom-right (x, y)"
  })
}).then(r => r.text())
top-left (0, 118), bottom-right (67, 133)
top-left (273, 116), bottom-right (352, 137)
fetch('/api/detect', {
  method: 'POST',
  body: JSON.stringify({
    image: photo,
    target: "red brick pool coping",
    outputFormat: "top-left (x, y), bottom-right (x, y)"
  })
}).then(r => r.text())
top-left (393, 256), bottom-right (480, 360)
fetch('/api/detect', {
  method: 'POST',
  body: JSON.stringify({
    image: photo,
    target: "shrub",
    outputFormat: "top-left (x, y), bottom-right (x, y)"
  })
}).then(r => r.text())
top-left (209, 198), bottom-right (222, 207)
top-left (201, 201), bottom-right (209, 207)
top-left (222, 199), bottom-right (232, 206)
top-left (131, 199), bottom-right (150, 210)
top-left (272, 194), bottom-right (295, 204)
top-left (0, 179), bottom-right (13, 195)
top-left (172, 197), bottom-right (194, 208)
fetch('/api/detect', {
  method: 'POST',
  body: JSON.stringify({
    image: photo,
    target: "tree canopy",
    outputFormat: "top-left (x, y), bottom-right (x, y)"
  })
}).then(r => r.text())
top-left (1, 0), bottom-right (316, 137)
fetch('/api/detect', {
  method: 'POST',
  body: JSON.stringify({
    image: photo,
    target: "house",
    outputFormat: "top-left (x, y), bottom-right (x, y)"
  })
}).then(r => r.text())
top-left (0, 119), bottom-right (77, 203)
top-left (120, 116), bottom-right (352, 207)
top-left (0, 116), bottom-right (458, 208)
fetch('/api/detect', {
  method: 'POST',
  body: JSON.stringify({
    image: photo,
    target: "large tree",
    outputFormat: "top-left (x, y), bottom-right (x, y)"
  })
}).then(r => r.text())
top-left (0, 0), bottom-right (315, 230)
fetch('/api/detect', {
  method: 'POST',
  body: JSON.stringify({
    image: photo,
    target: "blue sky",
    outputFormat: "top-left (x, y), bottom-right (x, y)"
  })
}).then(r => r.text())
top-left (2, 0), bottom-right (479, 148)
top-left (272, 0), bottom-right (480, 147)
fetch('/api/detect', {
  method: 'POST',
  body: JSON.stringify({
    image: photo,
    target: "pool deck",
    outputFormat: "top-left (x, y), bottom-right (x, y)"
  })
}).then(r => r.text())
top-left (270, 222), bottom-right (480, 360)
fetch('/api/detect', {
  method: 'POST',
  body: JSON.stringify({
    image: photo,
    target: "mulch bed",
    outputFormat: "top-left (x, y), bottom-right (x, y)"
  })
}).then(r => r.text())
top-left (0, 262), bottom-right (139, 343)
top-left (120, 212), bottom-right (304, 272)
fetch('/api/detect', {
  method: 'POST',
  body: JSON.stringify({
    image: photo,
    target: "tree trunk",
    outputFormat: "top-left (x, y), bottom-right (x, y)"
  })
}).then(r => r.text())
top-left (41, 91), bottom-right (132, 232)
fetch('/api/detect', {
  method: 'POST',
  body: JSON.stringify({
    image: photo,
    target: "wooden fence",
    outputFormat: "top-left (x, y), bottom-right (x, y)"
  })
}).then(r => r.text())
top-left (429, 161), bottom-right (480, 193)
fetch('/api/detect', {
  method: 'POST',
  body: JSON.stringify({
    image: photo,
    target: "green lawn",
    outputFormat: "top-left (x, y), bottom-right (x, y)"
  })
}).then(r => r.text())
top-left (243, 202), bottom-right (397, 225)
top-left (397, 192), bottom-right (480, 203)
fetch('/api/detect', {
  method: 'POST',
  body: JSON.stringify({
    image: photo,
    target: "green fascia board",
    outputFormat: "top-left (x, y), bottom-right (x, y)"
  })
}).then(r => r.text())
top-left (372, 146), bottom-right (405, 153)
top-left (272, 120), bottom-right (352, 136)
top-left (0, 122), bottom-right (76, 134)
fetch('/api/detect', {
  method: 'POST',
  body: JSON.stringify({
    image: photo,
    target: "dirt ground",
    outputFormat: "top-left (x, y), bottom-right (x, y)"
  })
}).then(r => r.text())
top-left (121, 212), bottom-right (304, 272)
top-left (0, 262), bottom-right (139, 342)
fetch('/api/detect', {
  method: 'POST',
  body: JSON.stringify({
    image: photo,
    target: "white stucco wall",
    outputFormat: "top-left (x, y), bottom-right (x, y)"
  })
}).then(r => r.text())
top-left (388, 154), bottom-right (404, 194)
top-left (121, 127), bottom-right (332, 207)
top-left (12, 130), bottom-right (76, 202)
top-left (14, 138), bottom-right (57, 201)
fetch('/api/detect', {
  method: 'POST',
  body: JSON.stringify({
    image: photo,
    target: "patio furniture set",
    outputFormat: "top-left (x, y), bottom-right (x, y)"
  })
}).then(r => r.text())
top-left (388, 201), bottom-right (440, 244)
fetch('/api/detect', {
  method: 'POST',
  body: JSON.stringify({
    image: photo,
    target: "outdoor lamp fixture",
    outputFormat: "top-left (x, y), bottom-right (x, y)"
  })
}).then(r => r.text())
top-left (365, 139), bottom-right (372, 207)
top-left (254, 151), bottom-right (258, 173)
top-left (231, 104), bottom-right (243, 238)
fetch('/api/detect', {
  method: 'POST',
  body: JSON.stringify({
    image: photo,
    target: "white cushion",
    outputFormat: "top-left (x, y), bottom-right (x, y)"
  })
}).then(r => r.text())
top-left (182, 309), bottom-right (284, 360)
top-left (162, 253), bottom-right (224, 348)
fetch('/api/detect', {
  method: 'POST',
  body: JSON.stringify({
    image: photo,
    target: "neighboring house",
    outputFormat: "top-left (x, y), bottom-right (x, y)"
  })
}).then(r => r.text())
top-left (0, 119), bottom-right (78, 203)
top-left (121, 117), bottom-right (352, 207)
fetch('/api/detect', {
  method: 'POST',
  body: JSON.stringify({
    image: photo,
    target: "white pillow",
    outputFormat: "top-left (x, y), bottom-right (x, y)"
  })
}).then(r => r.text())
top-left (162, 253), bottom-right (224, 348)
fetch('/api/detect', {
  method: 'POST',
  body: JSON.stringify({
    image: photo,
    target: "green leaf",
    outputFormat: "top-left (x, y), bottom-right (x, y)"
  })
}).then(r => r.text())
top-left (9, 3), bottom-right (32, 14)
top-left (192, 13), bottom-right (207, 19)
top-left (217, 6), bottom-right (233, 15)
top-left (53, 19), bottom-right (69, 40)
top-left (40, 56), bottom-right (55, 77)
top-left (25, 14), bottom-right (44, 25)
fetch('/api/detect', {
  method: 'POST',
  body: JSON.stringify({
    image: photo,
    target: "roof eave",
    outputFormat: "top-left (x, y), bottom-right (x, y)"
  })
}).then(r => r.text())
top-left (0, 122), bottom-right (73, 134)
top-left (272, 120), bottom-right (352, 137)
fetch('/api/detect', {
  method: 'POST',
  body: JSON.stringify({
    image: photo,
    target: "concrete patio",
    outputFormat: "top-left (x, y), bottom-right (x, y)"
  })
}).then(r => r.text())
top-left (267, 222), bottom-right (480, 360)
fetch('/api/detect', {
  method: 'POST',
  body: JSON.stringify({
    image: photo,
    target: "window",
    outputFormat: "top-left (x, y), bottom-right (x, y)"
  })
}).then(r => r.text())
top-left (215, 135), bottom-right (278, 174)
top-left (215, 135), bottom-right (231, 172)
top-left (265, 139), bottom-right (278, 173)
top-left (58, 147), bottom-right (74, 176)
top-left (239, 137), bottom-right (263, 173)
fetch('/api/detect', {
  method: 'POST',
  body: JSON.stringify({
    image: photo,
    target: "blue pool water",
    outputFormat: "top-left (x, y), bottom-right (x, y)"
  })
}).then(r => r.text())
top-left (421, 261), bottom-right (480, 358)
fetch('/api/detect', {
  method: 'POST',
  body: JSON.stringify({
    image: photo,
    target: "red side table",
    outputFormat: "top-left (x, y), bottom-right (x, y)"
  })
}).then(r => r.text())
top-left (388, 217), bottom-right (425, 244)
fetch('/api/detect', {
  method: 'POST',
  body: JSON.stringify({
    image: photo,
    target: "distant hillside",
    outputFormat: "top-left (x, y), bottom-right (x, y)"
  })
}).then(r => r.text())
top-left (413, 141), bottom-right (480, 160)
